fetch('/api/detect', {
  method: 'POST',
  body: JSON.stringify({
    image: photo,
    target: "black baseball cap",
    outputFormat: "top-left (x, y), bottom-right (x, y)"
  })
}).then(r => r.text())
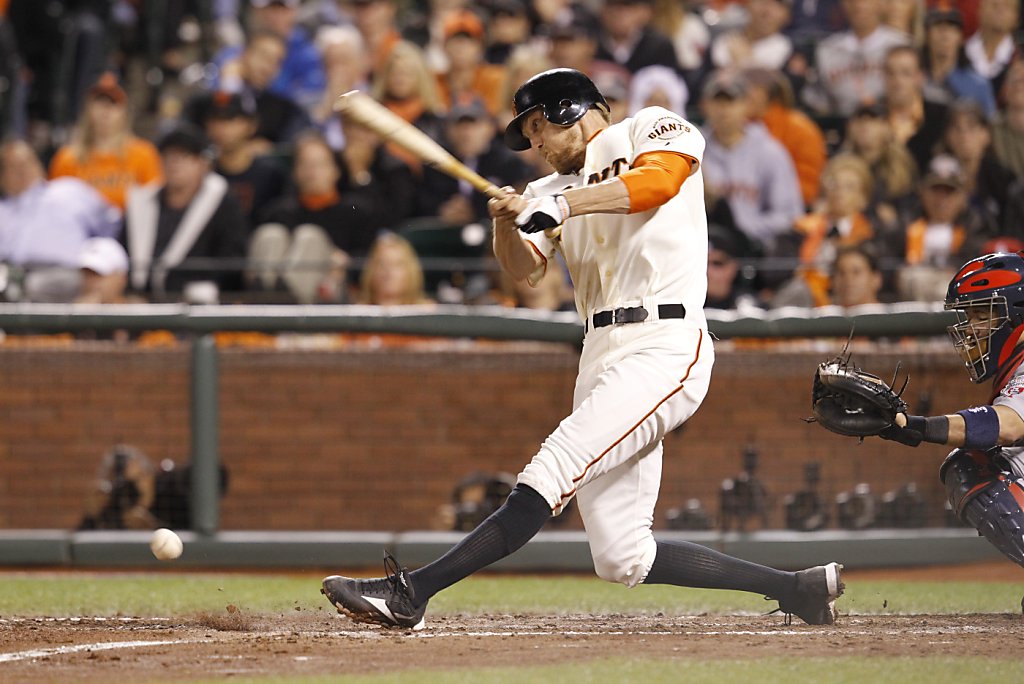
top-left (925, 8), bottom-right (963, 27)
top-left (702, 71), bottom-right (748, 100)
top-left (205, 91), bottom-right (258, 120)
top-left (448, 98), bottom-right (490, 123)
top-left (159, 124), bottom-right (213, 158)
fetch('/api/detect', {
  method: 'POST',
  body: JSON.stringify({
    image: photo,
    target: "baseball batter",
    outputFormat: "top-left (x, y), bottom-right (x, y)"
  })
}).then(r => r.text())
top-left (876, 252), bottom-right (1024, 567)
top-left (322, 69), bottom-right (844, 629)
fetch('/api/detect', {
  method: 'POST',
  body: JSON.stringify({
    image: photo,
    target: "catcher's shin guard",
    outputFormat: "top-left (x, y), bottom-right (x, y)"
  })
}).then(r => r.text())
top-left (940, 449), bottom-right (1024, 567)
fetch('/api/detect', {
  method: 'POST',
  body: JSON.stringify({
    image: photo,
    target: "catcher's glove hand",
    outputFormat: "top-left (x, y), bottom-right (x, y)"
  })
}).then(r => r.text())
top-left (810, 356), bottom-right (919, 445)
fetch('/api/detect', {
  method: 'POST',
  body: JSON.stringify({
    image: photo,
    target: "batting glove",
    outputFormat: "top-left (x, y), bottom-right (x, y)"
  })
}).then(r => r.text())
top-left (515, 194), bottom-right (570, 234)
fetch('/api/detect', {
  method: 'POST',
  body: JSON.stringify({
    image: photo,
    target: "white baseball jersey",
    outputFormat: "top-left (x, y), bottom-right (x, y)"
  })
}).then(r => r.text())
top-left (519, 106), bottom-right (709, 330)
top-left (512, 106), bottom-right (715, 588)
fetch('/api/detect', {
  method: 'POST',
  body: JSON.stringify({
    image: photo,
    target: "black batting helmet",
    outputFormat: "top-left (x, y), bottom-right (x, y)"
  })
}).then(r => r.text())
top-left (503, 68), bottom-right (608, 151)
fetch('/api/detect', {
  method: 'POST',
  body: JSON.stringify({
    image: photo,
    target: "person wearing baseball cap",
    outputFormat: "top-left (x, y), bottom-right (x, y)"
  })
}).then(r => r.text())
top-left (75, 237), bottom-right (131, 304)
top-left (201, 91), bottom-right (288, 229)
top-left (121, 124), bottom-right (248, 301)
top-left (892, 153), bottom-right (983, 302)
top-left (922, 5), bottom-right (997, 119)
top-left (48, 72), bottom-right (162, 210)
top-left (436, 9), bottom-right (506, 115)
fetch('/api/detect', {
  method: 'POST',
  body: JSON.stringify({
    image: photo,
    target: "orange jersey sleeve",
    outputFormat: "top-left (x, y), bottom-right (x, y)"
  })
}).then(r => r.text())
top-left (618, 151), bottom-right (695, 214)
top-left (48, 147), bottom-right (78, 179)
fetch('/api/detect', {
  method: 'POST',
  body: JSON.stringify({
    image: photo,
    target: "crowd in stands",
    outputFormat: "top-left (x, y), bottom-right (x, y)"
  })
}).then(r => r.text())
top-left (0, 0), bottom-right (1023, 313)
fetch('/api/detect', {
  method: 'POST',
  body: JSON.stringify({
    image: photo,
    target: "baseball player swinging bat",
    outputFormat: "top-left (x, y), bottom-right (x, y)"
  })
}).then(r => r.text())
top-left (333, 90), bottom-right (505, 200)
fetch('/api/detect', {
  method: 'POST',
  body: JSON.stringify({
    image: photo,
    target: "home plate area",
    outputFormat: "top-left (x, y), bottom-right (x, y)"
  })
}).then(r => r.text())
top-left (0, 612), bottom-right (1018, 681)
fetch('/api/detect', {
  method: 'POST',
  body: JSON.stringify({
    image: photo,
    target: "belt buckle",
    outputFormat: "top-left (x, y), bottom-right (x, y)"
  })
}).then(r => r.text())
top-left (610, 307), bottom-right (626, 325)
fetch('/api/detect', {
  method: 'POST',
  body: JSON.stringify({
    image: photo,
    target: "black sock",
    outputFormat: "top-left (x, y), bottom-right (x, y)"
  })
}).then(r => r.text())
top-left (643, 540), bottom-right (795, 598)
top-left (409, 484), bottom-right (551, 605)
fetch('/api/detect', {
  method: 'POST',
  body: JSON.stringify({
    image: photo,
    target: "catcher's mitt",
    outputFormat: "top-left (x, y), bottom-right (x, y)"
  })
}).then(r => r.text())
top-left (810, 355), bottom-right (908, 439)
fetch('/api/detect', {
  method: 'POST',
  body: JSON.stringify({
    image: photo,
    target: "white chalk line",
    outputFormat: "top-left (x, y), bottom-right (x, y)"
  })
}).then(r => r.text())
top-left (0, 640), bottom-right (191, 664)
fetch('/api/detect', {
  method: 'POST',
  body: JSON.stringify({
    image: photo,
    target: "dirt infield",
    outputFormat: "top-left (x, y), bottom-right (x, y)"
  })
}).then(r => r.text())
top-left (2, 611), bottom-right (1022, 682)
top-left (2, 562), bottom-right (1022, 682)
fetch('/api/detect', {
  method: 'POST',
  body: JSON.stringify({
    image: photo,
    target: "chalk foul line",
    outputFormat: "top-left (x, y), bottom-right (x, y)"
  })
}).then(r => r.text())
top-left (0, 640), bottom-right (191, 664)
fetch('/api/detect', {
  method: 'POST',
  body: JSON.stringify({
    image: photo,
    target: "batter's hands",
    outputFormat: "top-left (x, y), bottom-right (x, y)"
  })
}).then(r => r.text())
top-left (515, 194), bottom-right (570, 234)
top-left (488, 187), bottom-right (526, 224)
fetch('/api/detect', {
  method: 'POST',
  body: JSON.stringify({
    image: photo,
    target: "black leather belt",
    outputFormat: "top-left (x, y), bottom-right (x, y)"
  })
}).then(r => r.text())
top-left (587, 303), bottom-right (686, 332)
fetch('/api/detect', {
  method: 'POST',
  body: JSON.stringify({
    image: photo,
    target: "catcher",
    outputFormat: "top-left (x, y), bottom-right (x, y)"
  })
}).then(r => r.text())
top-left (812, 251), bottom-right (1024, 567)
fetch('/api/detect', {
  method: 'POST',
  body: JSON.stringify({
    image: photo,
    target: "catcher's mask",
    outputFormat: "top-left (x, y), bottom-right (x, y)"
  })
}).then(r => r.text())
top-left (504, 68), bottom-right (608, 151)
top-left (945, 252), bottom-right (1024, 382)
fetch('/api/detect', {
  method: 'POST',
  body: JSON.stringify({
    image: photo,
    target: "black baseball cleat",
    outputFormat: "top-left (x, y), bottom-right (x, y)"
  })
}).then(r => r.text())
top-left (321, 552), bottom-right (426, 630)
top-left (768, 562), bottom-right (845, 625)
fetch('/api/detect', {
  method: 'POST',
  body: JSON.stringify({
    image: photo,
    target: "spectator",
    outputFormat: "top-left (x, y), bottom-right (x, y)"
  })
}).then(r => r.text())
top-left (199, 30), bottom-right (310, 149)
top-left (484, 0), bottom-right (532, 65)
top-left (345, 0), bottom-right (404, 75)
top-left (709, 0), bottom-right (795, 71)
top-left (337, 116), bottom-right (418, 232)
top-left (773, 154), bottom-right (877, 307)
top-left (417, 99), bottom-right (532, 227)
top-left (242, 0), bottom-right (326, 109)
top-left (964, 0), bottom-right (1020, 99)
top-left (809, 0), bottom-right (909, 117)
top-left (249, 132), bottom-right (378, 303)
top-left (892, 154), bottom-right (990, 301)
top-left (705, 223), bottom-right (761, 311)
top-left (881, 0), bottom-right (925, 45)
top-left (700, 70), bottom-right (804, 255)
top-left (371, 41), bottom-right (447, 167)
top-left (992, 60), bottom-right (1024, 179)
top-left (922, 7), bottom-right (997, 118)
top-left (880, 44), bottom-right (951, 173)
top-left (744, 67), bottom-right (827, 207)
top-left (0, 139), bottom-right (121, 303)
top-left (434, 9), bottom-right (507, 116)
top-left (76, 237), bottom-right (132, 305)
top-left (785, 0), bottom-right (847, 46)
top-left (48, 73), bottom-right (162, 211)
top-left (938, 99), bottom-right (1019, 233)
top-left (595, 0), bottom-right (680, 74)
top-left (313, 25), bottom-right (372, 148)
top-left (358, 232), bottom-right (434, 305)
top-left (544, 4), bottom-right (603, 76)
top-left (829, 243), bottom-right (883, 307)
top-left (123, 125), bottom-right (248, 301)
top-left (628, 65), bottom-right (689, 117)
top-left (202, 91), bottom-right (288, 230)
top-left (651, 0), bottom-right (711, 74)
top-left (839, 102), bottom-right (918, 221)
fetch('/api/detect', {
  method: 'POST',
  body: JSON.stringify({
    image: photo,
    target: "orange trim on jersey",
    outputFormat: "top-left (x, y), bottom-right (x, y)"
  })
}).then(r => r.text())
top-left (619, 151), bottom-right (692, 214)
top-left (587, 128), bottom-right (606, 143)
top-left (525, 239), bottom-right (548, 286)
top-left (556, 329), bottom-right (704, 504)
top-left (299, 190), bottom-right (341, 211)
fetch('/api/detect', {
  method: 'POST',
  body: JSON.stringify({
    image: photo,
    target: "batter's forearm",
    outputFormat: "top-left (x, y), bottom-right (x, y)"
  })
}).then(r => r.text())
top-left (562, 178), bottom-right (631, 216)
top-left (493, 217), bottom-right (545, 282)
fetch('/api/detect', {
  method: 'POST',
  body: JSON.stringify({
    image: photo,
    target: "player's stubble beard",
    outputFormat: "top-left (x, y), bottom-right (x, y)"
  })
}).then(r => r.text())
top-left (543, 124), bottom-right (586, 176)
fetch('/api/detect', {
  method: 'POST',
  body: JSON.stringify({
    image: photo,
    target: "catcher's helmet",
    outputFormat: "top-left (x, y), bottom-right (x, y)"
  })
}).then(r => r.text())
top-left (503, 68), bottom-right (608, 151)
top-left (945, 251), bottom-right (1024, 382)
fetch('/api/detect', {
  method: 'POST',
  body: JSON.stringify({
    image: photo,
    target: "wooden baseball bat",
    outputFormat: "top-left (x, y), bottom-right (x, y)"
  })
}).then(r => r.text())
top-left (333, 91), bottom-right (505, 200)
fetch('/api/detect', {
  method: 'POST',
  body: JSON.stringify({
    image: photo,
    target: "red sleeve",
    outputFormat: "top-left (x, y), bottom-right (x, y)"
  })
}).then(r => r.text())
top-left (618, 151), bottom-right (695, 213)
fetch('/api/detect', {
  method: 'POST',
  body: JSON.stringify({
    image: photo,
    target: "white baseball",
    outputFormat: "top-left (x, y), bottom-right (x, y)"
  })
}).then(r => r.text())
top-left (150, 528), bottom-right (183, 560)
